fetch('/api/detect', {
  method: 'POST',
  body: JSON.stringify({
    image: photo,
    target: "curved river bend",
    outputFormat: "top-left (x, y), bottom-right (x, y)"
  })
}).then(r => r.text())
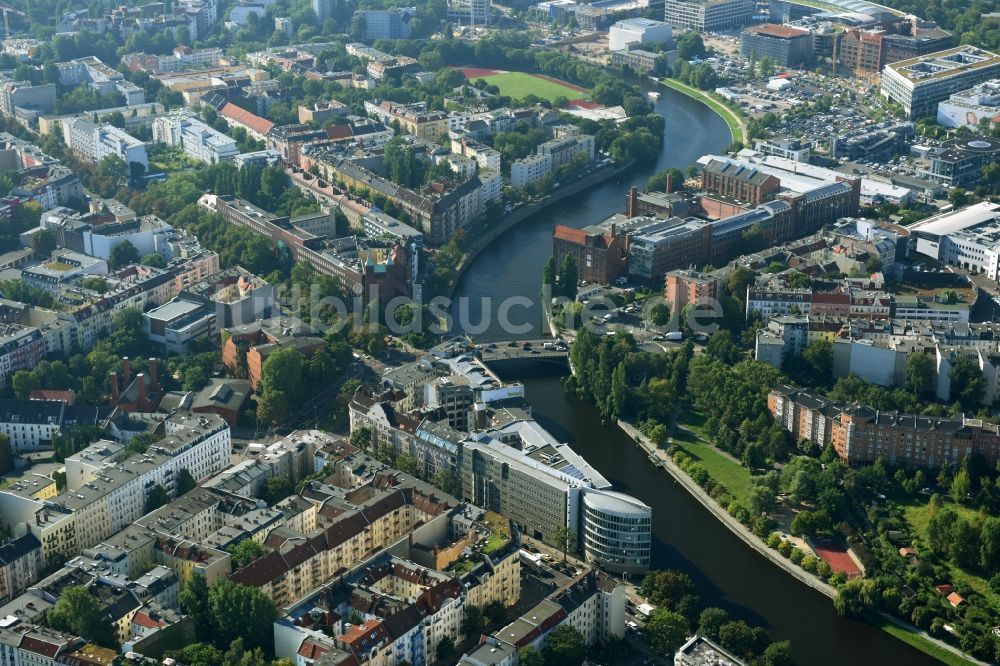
top-left (453, 85), bottom-right (941, 666)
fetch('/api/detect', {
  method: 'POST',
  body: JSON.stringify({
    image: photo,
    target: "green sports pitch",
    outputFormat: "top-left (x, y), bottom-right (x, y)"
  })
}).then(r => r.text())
top-left (474, 72), bottom-right (588, 102)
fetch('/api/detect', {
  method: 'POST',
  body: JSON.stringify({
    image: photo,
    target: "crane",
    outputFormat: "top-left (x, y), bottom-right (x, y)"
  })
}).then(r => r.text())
top-left (0, 5), bottom-right (25, 41)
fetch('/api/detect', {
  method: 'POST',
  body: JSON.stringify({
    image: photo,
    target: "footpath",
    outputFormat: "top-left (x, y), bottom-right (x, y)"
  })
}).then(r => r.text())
top-left (617, 420), bottom-right (989, 666)
top-left (617, 420), bottom-right (836, 599)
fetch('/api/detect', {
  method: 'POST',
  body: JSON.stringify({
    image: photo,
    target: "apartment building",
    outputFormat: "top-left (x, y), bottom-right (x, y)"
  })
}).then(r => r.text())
top-left (121, 46), bottom-right (224, 74)
top-left (0, 533), bottom-right (43, 601)
top-left (0, 413), bottom-right (231, 566)
top-left (769, 384), bottom-right (1000, 468)
top-left (664, 269), bottom-right (719, 313)
top-left (365, 100), bottom-right (449, 142)
top-left (511, 153), bottom-right (553, 189)
top-left (701, 159), bottom-right (781, 205)
top-left (881, 46), bottom-right (1000, 119)
top-left (538, 135), bottom-right (595, 170)
top-left (56, 57), bottom-right (145, 106)
top-left (0, 79), bottom-right (56, 118)
top-left (462, 571), bottom-right (625, 662)
top-left (62, 119), bottom-right (148, 170)
top-left (229, 475), bottom-right (455, 607)
top-left (0, 325), bottom-right (46, 392)
top-left (664, 0), bottom-right (753, 30)
top-left (152, 111), bottom-right (238, 164)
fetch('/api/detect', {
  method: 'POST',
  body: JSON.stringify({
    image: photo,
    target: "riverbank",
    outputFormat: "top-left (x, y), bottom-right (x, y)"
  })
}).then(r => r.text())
top-left (617, 419), bottom-right (985, 666)
top-left (656, 78), bottom-right (746, 145)
top-left (445, 158), bottom-right (635, 299)
top-left (617, 420), bottom-right (837, 599)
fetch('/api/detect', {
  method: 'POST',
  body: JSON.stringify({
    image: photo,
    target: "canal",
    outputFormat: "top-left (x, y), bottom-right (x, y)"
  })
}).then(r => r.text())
top-left (518, 371), bottom-right (940, 666)
top-left (450, 81), bottom-right (729, 340)
top-left (454, 84), bottom-right (941, 665)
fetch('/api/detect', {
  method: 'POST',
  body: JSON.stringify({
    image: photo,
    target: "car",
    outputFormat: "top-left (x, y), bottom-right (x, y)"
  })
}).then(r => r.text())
top-left (506, 341), bottom-right (518, 347)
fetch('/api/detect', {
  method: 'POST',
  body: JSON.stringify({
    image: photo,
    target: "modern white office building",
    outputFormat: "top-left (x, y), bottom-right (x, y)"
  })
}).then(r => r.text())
top-left (152, 111), bottom-right (238, 164)
top-left (609, 18), bottom-right (673, 52)
top-left (937, 79), bottom-right (1000, 128)
top-left (881, 46), bottom-right (1000, 119)
top-left (664, 0), bottom-right (753, 31)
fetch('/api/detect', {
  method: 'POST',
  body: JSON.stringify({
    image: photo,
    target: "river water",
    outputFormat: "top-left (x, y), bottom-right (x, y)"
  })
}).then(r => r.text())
top-left (450, 83), bottom-right (727, 340)
top-left (453, 85), bottom-right (940, 665)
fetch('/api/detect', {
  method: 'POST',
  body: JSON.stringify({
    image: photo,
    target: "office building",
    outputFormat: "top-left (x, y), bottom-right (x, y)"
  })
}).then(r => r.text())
top-left (664, 0), bottom-right (753, 31)
top-left (836, 23), bottom-right (953, 81)
top-left (352, 8), bottom-right (416, 39)
top-left (740, 24), bottom-right (812, 67)
top-left (880, 46), bottom-right (1000, 119)
top-left (922, 135), bottom-right (1000, 187)
top-left (152, 111), bottom-right (237, 164)
top-left (552, 221), bottom-right (629, 285)
top-left (937, 79), bottom-right (1000, 128)
top-left (609, 18), bottom-right (673, 52)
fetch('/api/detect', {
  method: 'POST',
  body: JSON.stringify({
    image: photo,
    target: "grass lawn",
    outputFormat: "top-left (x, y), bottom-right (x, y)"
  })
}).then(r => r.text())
top-left (867, 613), bottom-right (980, 666)
top-left (658, 77), bottom-right (745, 144)
top-left (674, 410), bottom-right (752, 503)
top-left (478, 72), bottom-right (587, 102)
top-left (901, 497), bottom-right (1000, 614)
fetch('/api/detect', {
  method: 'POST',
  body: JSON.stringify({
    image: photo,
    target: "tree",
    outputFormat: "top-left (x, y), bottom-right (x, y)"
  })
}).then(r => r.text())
top-left (518, 646), bottom-right (544, 666)
top-left (833, 578), bottom-right (876, 617)
top-left (557, 255), bottom-right (578, 300)
top-left (435, 636), bottom-right (455, 662)
top-left (109, 239), bottom-right (140, 269)
top-left (126, 432), bottom-right (159, 458)
top-left (905, 353), bottom-right (935, 399)
top-left (0, 435), bottom-right (12, 475)
top-left (47, 585), bottom-right (116, 646)
top-left (350, 427), bottom-right (372, 452)
top-left (145, 483), bottom-right (169, 513)
top-left (169, 644), bottom-right (221, 666)
top-left (641, 569), bottom-right (696, 607)
top-left (180, 573), bottom-right (212, 641)
top-left (32, 230), bottom-right (56, 256)
top-left (676, 31), bottom-right (706, 59)
top-left (207, 579), bottom-right (277, 653)
top-left (228, 539), bottom-right (264, 568)
top-left (142, 253), bottom-right (167, 268)
top-left (263, 476), bottom-right (293, 505)
top-left (643, 609), bottom-right (689, 656)
top-left (109, 307), bottom-right (147, 357)
top-left (949, 354), bottom-right (984, 409)
top-left (461, 605), bottom-right (485, 639)
top-left (432, 468), bottom-right (459, 496)
top-left (650, 303), bottom-right (670, 326)
top-left (176, 468), bottom-right (197, 495)
top-left (484, 600), bottom-right (506, 626)
top-left (697, 607), bottom-right (729, 641)
top-left (543, 624), bottom-right (586, 666)
top-left (759, 641), bottom-right (795, 666)
top-left (951, 468), bottom-right (972, 502)
top-left (12, 370), bottom-right (38, 400)
top-left (549, 525), bottom-right (576, 561)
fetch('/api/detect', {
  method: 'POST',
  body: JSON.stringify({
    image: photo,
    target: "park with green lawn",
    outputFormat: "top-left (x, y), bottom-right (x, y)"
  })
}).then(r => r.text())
top-left (468, 71), bottom-right (588, 103)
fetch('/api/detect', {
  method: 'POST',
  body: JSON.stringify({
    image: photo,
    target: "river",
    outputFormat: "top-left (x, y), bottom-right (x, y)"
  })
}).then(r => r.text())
top-left (518, 371), bottom-right (939, 666)
top-left (450, 82), bottom-right (728, 340)
top-left (453, 85), bottom-right (940, 665)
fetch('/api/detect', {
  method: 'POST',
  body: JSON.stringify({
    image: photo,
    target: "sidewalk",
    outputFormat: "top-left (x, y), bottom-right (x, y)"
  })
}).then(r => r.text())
top-left (618, 420), bottom-right (836, 600)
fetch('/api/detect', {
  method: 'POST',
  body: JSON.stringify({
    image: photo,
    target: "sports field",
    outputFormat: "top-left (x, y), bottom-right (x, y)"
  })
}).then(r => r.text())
top-left (461, 70), bottom-right (588, 102)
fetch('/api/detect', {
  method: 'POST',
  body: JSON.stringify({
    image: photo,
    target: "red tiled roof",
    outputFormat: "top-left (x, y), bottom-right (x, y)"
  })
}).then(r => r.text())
top-left (947, 592), bottom-right (966, 606)
top-left (553, 225), bottom-right (588, 245)
top-left (220, 102), bottom-right (275, 136)
top-left (325, 125), bottom-right (353, 141)
top-left (748, 23), bottom-right (809, 38)
top-left (132, 612), bottom-right (166, 629)
top-left (297, 639), bottom-right (328, 660)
